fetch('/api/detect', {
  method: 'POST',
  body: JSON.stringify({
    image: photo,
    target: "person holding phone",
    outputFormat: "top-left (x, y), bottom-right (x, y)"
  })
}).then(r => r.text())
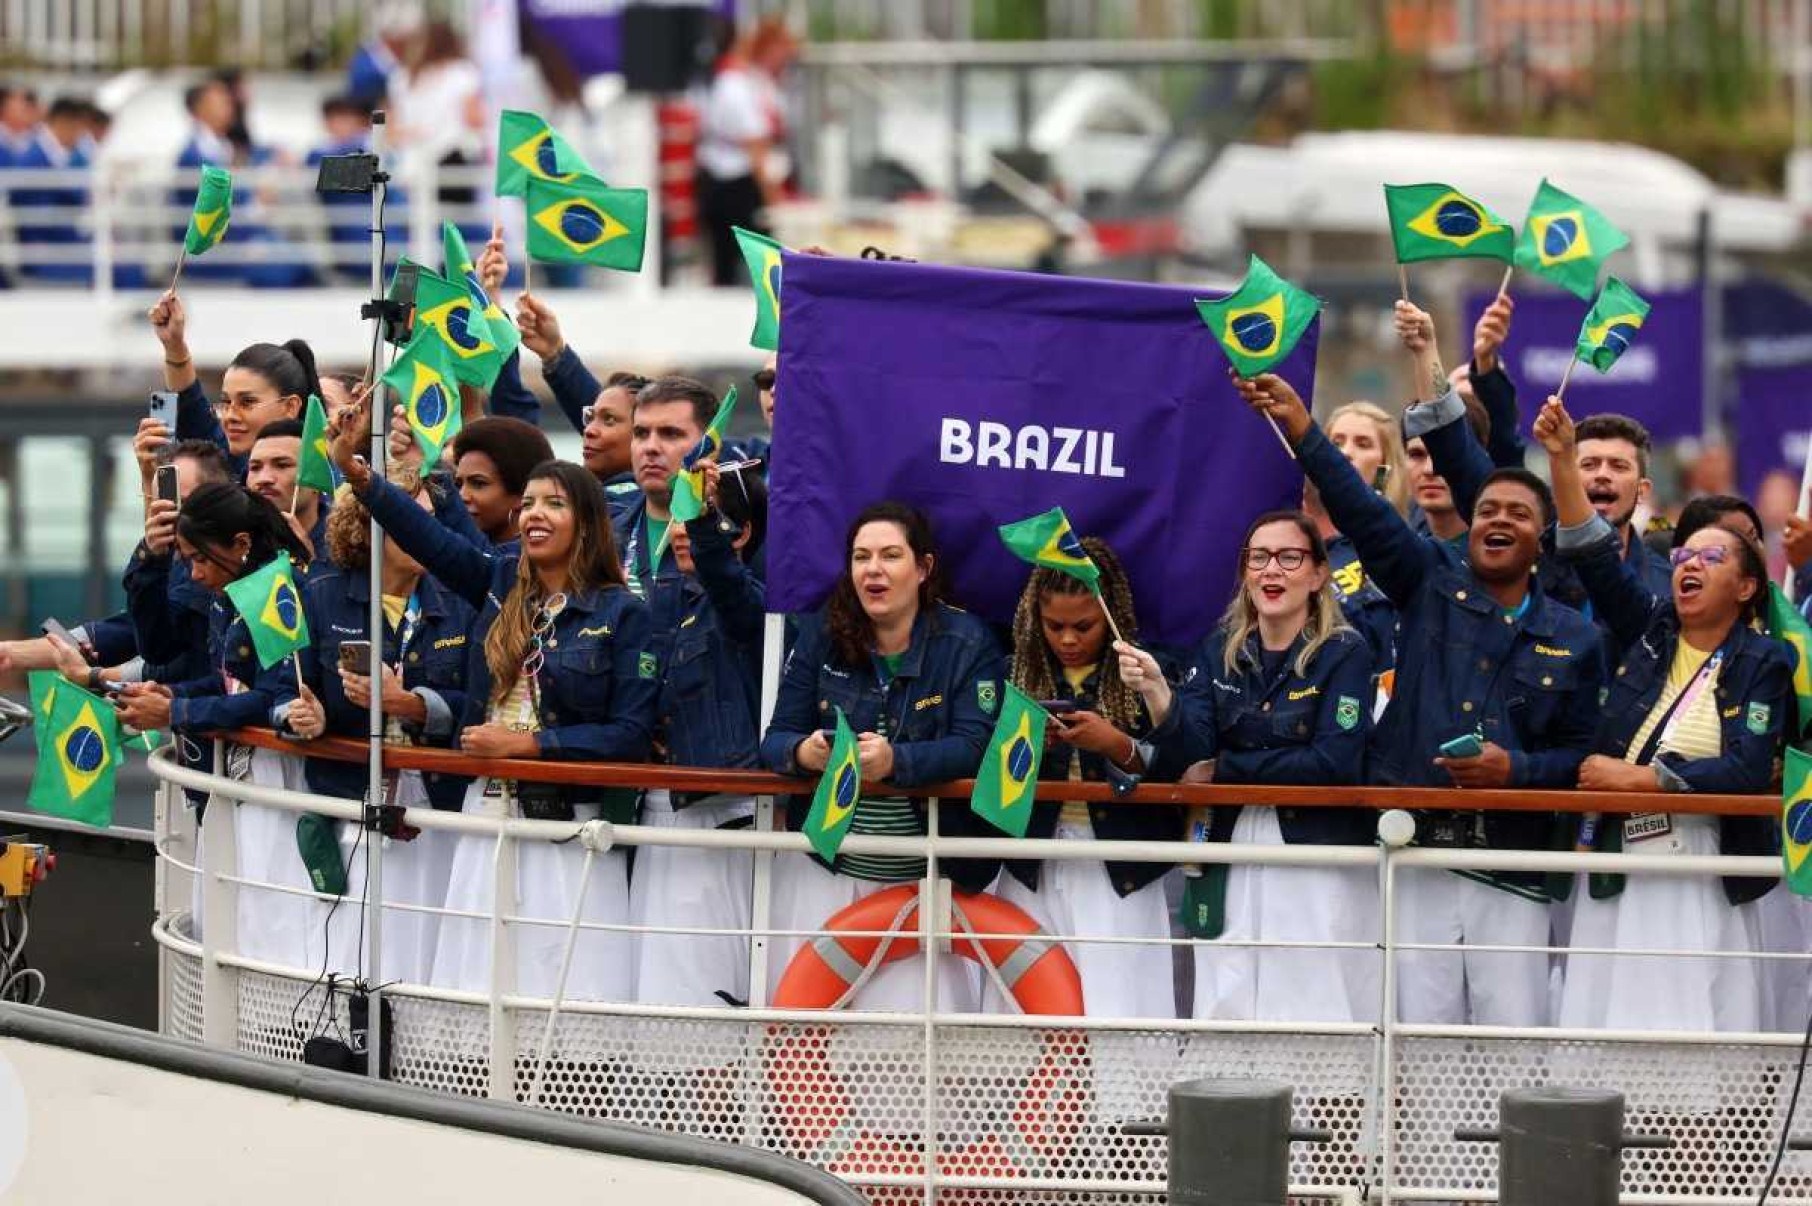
top-left (273, 466), bottom-right (477, 984)
top-left (1240, 332), bottom-right (1602, 1028)
top-left (990, 535), bottom-right (1178, 1019)
top-left (1535, 398), bottom-right (1791, 1032)
top-left (330, 414), bottom-right (657, 1004)
top-left (760, 501), bottom-right (1006, 1011)
top-left (1124, 511), bottom-right (1376, 1022)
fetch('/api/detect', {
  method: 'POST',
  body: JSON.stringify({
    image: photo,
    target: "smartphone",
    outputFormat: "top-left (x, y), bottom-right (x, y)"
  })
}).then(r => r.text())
top-left (39, 616), bottom-right (83, 654)
top-left (1037, 699), bottom-right (1080, 715)
top-left (154, 463), bottom-right (181, 505)
top-left (1438, 733), bottom-right (1483, 759)
top-left (147, 390), bottom-right (179, 430)
top-left (97, 679), bottom-right (127, 696)
top-left (338, 640), bottom-right (372, 673)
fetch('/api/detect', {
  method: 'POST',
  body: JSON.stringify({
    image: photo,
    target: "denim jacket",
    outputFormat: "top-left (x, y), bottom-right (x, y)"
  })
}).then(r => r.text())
top-left (121, 542), bottom-right (215, 684)
top-left (655, 514), bottom-right (765, 778)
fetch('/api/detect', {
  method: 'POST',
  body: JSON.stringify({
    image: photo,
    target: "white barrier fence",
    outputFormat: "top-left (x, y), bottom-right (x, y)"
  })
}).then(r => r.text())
top-left (147, 747), bottom-right (1812, 1205)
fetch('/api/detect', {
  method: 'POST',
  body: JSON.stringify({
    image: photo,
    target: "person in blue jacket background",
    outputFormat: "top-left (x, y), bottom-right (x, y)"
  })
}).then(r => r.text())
top-left (1538, 397), bottom-right (1793, 1033)
top-left (1127, 510), bottom-right (1376, 1023)
top-left (761, 501), bottom-right (1006, 1012)
top-left (1239, 355), bottom-right (1602, 1030)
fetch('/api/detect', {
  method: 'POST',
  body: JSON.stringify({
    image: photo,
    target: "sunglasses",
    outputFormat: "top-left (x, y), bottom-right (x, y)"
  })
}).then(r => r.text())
top-left (518, 592), bottom-right (568, 680)
top-left (1669, 545), bottom-right (1732, 569)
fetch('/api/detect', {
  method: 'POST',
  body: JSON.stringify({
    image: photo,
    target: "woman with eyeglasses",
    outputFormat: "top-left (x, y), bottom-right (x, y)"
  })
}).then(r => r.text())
top-left (1120, 510), bottom-right (1376, 1022)
top-left (332, 419), bottom-right (658, 1003)
top-left (1537, 399), bottom-right (1792, 1033)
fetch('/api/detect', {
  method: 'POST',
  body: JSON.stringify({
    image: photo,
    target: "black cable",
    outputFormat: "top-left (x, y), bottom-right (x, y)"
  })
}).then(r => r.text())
top-left (1757, 998), bottom-right (1812, 1205)
top-left (290, 817), bottom-right (367, 1043)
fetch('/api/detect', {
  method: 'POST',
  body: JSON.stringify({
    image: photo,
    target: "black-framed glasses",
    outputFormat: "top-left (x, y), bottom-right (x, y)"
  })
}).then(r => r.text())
top-left (1243, 547), bottom-right (1312, 572)
top-left (752, 368), bottom-right (776, 392)
top-left (1670, 545), bottom-right (1731, 569)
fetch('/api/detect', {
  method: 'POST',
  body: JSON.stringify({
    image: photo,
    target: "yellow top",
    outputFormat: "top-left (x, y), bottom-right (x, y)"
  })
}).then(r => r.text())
top-left (1624, 641), bottom-right (1723, 766)
top-left (380, 593), bottom-right (408, 632)
top-left (1060, 662), bottom-right (1098, 825)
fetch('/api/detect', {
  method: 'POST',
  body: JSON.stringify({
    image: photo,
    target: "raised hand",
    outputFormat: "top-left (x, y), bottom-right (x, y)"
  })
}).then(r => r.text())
top-left (478, 220), bottom-right (508, 296)
top-left (1234, 372), bottom-right (1313, 444)
top-left (515, 293), bottom-right (566, 362)
top-left (1473, 293), bottom-right (1514, 375)
top-left (1531, 397), bottom-right (1577, 459)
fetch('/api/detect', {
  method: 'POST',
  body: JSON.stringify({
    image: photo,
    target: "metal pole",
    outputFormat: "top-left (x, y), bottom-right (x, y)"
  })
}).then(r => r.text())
top-left (363, 109), bottom-right (392, 1079)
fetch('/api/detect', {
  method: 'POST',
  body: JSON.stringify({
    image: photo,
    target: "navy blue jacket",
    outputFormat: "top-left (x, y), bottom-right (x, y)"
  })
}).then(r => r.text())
top-left (1299, 422), bottom-right (1603, 893)
top-left (762, 604), bottom-right (1007, 892)
top-left (120, 541), bottom-right (216, 684)
top-left (1326, 532), bottom-right (1397, 675)
top-left (1468, 362), bottom-right (1529, 471)
top-left (1002, 655), bottom-right (1183, 897)
top-left (361, 475), bottom-right (657, 770)
top-left (278, 568), bottom-right (477, 810)
top-left (156, 596), bottom-right (286, 735)
top-left (1150, 627), bottom-right (1375, 846)
top-left (655, 513), bottom-right (765, 778)
top-left (612, 494), bottom-right (691, 637)
top-left (1559, 515), bottom-right (1795, 902)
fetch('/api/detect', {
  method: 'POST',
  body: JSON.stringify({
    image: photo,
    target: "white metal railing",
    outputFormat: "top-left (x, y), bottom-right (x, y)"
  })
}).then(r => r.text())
top-left (143, 744), bottom-right (1812, 1204)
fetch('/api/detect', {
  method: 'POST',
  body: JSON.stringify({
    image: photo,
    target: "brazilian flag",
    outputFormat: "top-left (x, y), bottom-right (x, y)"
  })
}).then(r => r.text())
top-left (412, 265), bottom-right (506, 389)
top-left (1383, 183), bottom-right (1514, 264)
top-left (735, 226), bottom-right (783, 350)
top-left (668, 387), bottom-right (739, 523)
top-left (802, 708), bottom-right (861, 861)
top-left (183, 165), bottom-right (233, 256)
top-left (223, 551), bottom-right (310, 669)
top-left (443, 221), bottom-right (520, 362)
top-left (382, 335), bottom-right (463, 471)
top-left (1574, 277), bottom-right (1651, 373)
top-left (1194, 255), bottom-right (1321, 378)
top-left (1785, 748), bottom-right (1812, 898)
top-left (26, 671), bottom-right (122, 829)
top-left (524, 176), bottom-right (648, 272)
top-left (296, 393), bottom-right (338, 495)
top-left (1513, 179), bottom-right (1629, 301)
top-left (970, 683), bottom-right (1047, 837)
top-left (495, 110), bottom-right (589, 198)
top-left (1769, 584), bottom-right (1812, 741)
top-left (997, 506), bottom-right (1100, 593)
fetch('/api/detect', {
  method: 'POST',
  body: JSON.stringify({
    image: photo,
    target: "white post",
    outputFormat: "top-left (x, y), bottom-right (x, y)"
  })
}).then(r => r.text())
top-left (199, 777), bottom-right (242, 1050)
top-left (486, 820), bottom-right (520, 1101)
top-left (363, 111), bottom-right (392, 1076)
top-left (1377, 839), bottom-right (1401, 1206)
top-left (920, 796), bottom-right (941, 1205)
top-left (748, 612), bottom-right (787, 1008)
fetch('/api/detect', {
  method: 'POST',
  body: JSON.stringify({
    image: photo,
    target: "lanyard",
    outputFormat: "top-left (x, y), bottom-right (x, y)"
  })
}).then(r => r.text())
top-left (392, 590), bottom-right (422, 677)
top-left (1636, 648), bottom-right (1723, 765)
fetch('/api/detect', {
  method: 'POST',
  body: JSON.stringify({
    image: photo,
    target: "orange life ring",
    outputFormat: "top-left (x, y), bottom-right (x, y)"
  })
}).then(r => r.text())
top-left (766, 884), bottom-right (1090, 1179)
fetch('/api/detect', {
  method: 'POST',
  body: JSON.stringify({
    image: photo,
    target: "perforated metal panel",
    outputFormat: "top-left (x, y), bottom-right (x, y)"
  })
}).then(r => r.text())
top-left (165, 917), bottom-right (206, 1043)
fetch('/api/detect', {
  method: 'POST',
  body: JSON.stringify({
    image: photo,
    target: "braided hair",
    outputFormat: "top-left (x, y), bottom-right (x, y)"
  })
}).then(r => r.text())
top-left (1007, 536), bottom-right (1142, 732)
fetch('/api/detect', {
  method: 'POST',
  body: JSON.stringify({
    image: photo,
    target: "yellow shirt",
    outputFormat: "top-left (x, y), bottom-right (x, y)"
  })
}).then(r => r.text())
top-left (1624, 642), bottom-right (1723, 766)
top-left (1059, 663), bottom-right (1098, 825)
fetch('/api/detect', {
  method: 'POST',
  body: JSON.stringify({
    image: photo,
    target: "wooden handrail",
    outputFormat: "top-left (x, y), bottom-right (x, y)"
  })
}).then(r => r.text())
top-left (223, 729), bottom-right (1781, 817)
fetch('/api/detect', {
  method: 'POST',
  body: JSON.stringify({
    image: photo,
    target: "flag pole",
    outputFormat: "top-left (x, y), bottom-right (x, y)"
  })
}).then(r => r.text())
top-left (1262, 413), bottom-right (1297, 461)
top-left (1397, 263), bottom-right (1409, 301)
top-left (1555, 356), bottom-right (1579, 403)
top-left (523, 252), bottom-right (532, 298)
top-left (1498, 264), bottom-right (1514, 296)
top-left (169, 246), bottom-right (188, 294)
top-left (1093, 590), bottom-right (1125, 646)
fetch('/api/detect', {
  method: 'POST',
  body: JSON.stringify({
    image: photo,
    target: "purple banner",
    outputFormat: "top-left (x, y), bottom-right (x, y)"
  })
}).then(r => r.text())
top-left (1462, 286), bottom-right (1704, 442)
top-left (1727, 280), bottom-right (1812, 496)
top-left (767, 255), bottom-right (1316, 647)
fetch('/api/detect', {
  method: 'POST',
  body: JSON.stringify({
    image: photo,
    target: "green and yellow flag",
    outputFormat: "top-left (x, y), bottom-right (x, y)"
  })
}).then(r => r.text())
top-left (223, 551), bottom-right (310, 669)
top-left (26, 671), bottom-right (121, 829)
top-left (183, 165), bottom-right (233, 256)
top-left (382, 334), bottom-right (463, 471)
top-left (1769, 584), bottom-right (1812, 741)
top-left (1512, 179), bottom-right (1629, 301)
top-left (735, 226), bottom-right (783, 350)
top-left (668, 387), bottom-right (739, 524)
top-left (524, 176), bottom-right (648, 272)
top-left (495, 110), bottom-right (589, 198)
top-left (296, 393), bottom-right (338, 495)
top-left (1194, 255), bottom-right (1321, 377)
top-left (1574, 277), bottom-right (1651, 374)
top-left (802, 708), bottom-right (861, 861)
top-left (1383, 183), bottom-right (1515, 264)
top-left (443, 221), bottom-right (521, 362)
top-left (1784, 747), bottom-right (1812, 898)
top-left (970, 683), bottom-right (1047, 837)
top-left (411, 265), bottom-right (506, 389)
top-left (997, 506), bottom-right (1101, 593)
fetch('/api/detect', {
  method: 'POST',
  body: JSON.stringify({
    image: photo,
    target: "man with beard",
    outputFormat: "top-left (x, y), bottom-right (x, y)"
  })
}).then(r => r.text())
top-left (244, 419), bottom-right (329, 563)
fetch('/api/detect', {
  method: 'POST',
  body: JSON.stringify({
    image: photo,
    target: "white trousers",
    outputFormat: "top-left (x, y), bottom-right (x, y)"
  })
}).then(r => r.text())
top-left (629, 790), bottom-right (755, 1007)
top-left (1394, 868), bottom-right (1550, 1026)
top-left (325, 772), bottom-right (457, 985)
top-left (234, 749), bottom-right (320, 973)
top-left (1746, 886), bottom-right (1810, 1034)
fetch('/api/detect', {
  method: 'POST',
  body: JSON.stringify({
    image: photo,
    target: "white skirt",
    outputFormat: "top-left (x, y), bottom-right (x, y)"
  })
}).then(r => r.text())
top-left (766, 853), bottom-right (979, 1013)
top-left (429, 779), bottom-right (632, 1004)
top-left (1745, 884), bottom-right (1808, 1034)
top-left (1196, 807), bottom-right (1381, 1024)
top-left (982, 816), bottom-right (1175, 1019)
top-left (325, 772), bottom-right (457, 986)
top-left (1559, 814), bottom-right (1761, 1032)
top-left (234, 749), bottom-right (322, 973)
top-left (629, 789), bottom-right (755, 1007)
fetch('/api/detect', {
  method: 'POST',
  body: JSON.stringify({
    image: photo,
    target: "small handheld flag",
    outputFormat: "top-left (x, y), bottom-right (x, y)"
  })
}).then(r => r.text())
top-left (1194, 255), bottom-right (1321, 378)
top-left (1383, 183), bottom-right (1515, 265)
top-left (495, 110), bottom-right (589, 198)
top-left (668, 387), bottom-right (740, 524)
top-left (223, 551), bottom-right (311, 669)
top-left (412, 265), bottom-right (506, 389)
top-left (296, 393), bottom-right (338, 497)
top-left (1768, 583), bottom-right (1812, 741)
top-left (735, 226), bottom-right (784, 350)
top-left (26, 671), bottom-right (122, 829)
top-left (382, 335), bottom-right (463, 471)
top-left (1574, 277), bottom-right (1651, 374)
top-left (1784, 747), bottom-right (1812, 898)
top-left (1512, 179), bottom-right (1629, 302)
top-left (524, 176), bottom-right (648, 273)
top-left (802, 708), bottom-right (861, 861)
top-left (172, 165), bottom-right (233, 290)
top-left (998, 507), bottom-right (1100, 592)
top-left (970, 683), bottom-right (1048, 837)
top-left (443, 221), bottom-right (521, 362)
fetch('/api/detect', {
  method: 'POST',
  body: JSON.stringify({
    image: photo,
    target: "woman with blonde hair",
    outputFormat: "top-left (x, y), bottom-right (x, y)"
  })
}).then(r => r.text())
top-left (1121, 509), bottom-right (1377, 1021)
top-left (1314, 401), bottom-right (1407, 673)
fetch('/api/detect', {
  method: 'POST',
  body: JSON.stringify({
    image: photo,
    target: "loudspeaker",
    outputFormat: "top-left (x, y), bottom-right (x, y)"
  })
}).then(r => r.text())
top-left (622, 3), bottom-right (711, 95)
